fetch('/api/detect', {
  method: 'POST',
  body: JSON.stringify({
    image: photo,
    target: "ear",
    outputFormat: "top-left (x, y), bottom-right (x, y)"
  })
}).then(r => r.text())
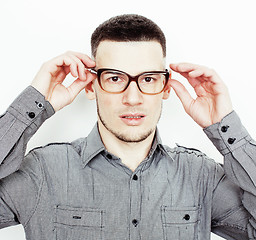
top-left (162, 72), bottom-right (172, 100)
top-left (84, 79), bottom-right (96, 100)
top-left (162, 85), bottom-right (171, 100)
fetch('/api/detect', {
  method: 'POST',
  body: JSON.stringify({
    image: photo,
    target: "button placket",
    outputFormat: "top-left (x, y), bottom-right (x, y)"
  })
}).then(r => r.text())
top-left (132, 174), bottom-right (138, 181)
top-left (132, 219), bottom-right (139, 227)
top-left (130, 172), bottom-right (141, 238)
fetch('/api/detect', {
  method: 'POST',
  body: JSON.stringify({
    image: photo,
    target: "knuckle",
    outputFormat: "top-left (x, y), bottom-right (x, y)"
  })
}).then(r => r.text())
top-left (41, 61), bottom-right (51, 70)
top-left (65, 50), bottom-right (73, 56)
top-left (209, 68), bottom-right (216, 73)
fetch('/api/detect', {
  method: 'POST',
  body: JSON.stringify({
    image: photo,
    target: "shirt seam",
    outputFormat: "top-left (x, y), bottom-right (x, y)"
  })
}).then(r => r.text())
top-left (212, 204), bottom-right (247, 232)
top-left (212, 221), bottom-right (247, 232)
top-left (7, 105), bottom-right (43, 128)
top-left (0, 219), bottom-right (17, 223)
top-left (0, 184), bottom-right (21, 223)
top-left (0, 115), bottom-right (16, 141)
top-left (23, 151), bottom-right (45, 228)
top-left (219, 135), bottom-right (252, 156)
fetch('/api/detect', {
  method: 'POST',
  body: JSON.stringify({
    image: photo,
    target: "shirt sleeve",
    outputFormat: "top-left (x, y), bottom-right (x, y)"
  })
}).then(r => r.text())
top-left (0, 151), bottom-right (44, 228)
top-left (204, 110), bottom-right (256, 239)
top-left (0, 86), bottom-right (55, 179)
top-left (0, 86), bottom-right (54, 228)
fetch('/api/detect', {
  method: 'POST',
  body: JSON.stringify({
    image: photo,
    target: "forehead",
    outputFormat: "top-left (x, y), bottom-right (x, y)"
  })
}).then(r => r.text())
top-left (95, 41), bottom-right (165, 74)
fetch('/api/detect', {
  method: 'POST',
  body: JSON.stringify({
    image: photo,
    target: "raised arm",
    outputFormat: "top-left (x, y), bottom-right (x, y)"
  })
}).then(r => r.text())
top-left (169, 63), bottom-right (256, 238)
top-left (0, 51), bottom-right (96, 179)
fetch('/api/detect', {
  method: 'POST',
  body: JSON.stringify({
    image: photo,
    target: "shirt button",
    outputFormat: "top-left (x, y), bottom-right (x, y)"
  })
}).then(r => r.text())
top-left (132, 174), bottom-right (138, 181)
top-left (132, 219), bottom-right (138, 227)
top-left (228, 138), bottom-right (236, 144)
top-left (184, 214), bottom-right (190, 221)
top-left (221, 125), bottom-right (229, 132)
top-left (28, 112), bottom-right (35, 119)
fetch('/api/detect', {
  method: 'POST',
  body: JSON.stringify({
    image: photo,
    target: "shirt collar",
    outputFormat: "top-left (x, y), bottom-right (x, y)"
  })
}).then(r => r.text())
top-left (81, 123), bottom-right (105, 168)
top-left (81, 123), bottom-right (173, 168)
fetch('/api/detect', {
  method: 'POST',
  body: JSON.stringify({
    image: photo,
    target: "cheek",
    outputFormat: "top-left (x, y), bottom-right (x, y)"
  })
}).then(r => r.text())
top-left (147, 97), bottom-right (163, 116)
top-left (96, 94), bottom-right (117, 115)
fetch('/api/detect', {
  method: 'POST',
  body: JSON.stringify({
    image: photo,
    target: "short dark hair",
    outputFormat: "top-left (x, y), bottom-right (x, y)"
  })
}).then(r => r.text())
top-left (91, 14), bottom-right (166, 58)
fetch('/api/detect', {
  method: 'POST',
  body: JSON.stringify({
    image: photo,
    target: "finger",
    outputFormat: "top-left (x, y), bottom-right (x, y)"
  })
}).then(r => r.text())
top-left (67, 73), bottom-right (96, 102)
top-left (66, 52), bottom-right (96, 81)
top-left (188, 69), bottom-right (204, 78)
top-left (170, 63), bottom-right (199, 73)
top-left (67, 78), bottom-right (88, 102)
top-left (68, 54), bottom-right (87, 81)
top-left (68, 51), bottom-right (95, 68)
top-left (169, 79), bottom-right (194, 113)
top-left (55, 69), bottom-right (70, 83)
top-left (170, 63), bottom-right (222, 84)
top-left (170, 63), bottom-right (211, 76)
top-left (54, 55), bottom-right (79, 78)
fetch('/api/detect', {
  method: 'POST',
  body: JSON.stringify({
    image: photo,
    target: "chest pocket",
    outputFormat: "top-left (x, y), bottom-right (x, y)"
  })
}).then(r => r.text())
top-left (161, 206), bottom-right (200, 240)
top-left (54, 205), bottom-right (105, 240)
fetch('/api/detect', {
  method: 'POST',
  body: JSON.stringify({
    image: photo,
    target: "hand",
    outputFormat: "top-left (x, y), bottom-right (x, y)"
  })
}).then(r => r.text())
top-left (31, 51), bottom-right (96, 111)
top-left (169, 63), bottom-right (233, 128)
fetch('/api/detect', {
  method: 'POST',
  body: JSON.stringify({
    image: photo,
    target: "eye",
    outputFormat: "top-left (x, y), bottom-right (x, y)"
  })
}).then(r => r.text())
top-left (110, 76), bottom-right (120, 82)
top-left (144, 77), bottom-right (154, 82)
top-left (103, 72), bottom-right (126, 83)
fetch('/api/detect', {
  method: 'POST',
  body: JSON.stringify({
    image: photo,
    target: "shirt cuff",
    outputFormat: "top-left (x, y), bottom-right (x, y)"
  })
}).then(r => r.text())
top-left (203, 111), bottom-right (252, 155)
top-left (7, 86), bottom-right (55, 127)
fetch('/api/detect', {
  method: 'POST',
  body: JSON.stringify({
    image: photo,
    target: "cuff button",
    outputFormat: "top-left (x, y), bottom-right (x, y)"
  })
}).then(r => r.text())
top-left (221, 126), bottom-right (229, 132)
top-left (228, 138), bottom-right (236, 144)
top-left (28, 112), bottom-right (36, 119)
top-left (35, 101), bottom-right (44, 109)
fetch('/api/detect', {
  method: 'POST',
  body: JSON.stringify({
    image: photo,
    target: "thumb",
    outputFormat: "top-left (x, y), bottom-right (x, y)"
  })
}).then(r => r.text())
top-left (170, 79), bottom-right (194, 113)
top-left (67, 72), bottom-right (96, 102)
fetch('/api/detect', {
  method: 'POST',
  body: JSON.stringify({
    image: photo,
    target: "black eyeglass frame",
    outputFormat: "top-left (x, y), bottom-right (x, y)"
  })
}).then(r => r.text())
top-left (89, 68), bottom-right (170, 95)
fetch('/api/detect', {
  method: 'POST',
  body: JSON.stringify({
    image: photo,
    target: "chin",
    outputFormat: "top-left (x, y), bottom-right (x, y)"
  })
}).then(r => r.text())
top-left (114, 127), bottom-right (155, 143)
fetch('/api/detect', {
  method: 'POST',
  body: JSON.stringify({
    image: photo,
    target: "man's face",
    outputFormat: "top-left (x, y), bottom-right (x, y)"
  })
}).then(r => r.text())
top-left (88, 40), bottom-right (170, 143)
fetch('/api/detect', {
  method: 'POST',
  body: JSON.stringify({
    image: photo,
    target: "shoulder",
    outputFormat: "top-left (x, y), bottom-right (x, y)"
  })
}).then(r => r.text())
top-left (28, 137), bottom-right (86, 157)
top-left (24, 137), bottom-right (87, 170)
top-left (162, 143), bottom-right (225, 192)
top-left (162, 143), bottom-right (222, 173)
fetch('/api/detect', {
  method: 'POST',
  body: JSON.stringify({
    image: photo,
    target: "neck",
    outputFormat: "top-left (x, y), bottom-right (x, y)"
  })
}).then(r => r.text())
top-left (98, 121), bottom-right (155, 172)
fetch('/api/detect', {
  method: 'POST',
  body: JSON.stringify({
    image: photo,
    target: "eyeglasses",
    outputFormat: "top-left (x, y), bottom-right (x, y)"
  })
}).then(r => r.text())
top-left (89, 68), bottom-right (170, 95)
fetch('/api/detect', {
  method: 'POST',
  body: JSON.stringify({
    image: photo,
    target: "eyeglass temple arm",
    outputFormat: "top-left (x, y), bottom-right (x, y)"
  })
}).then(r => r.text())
top-left (87, 68), bottom-right (97, 74)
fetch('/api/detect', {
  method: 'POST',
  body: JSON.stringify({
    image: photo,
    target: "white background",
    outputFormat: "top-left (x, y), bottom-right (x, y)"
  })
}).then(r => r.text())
top-left (1, 0), bottom-right (256, 239)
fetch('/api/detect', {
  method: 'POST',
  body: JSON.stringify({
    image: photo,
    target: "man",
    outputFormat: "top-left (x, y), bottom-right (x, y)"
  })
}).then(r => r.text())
top-left (0, 14), bottom-right (255, 240)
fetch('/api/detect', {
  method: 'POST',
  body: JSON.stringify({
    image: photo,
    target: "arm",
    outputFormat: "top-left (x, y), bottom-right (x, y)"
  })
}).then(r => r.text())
top-left (0, 51), bottom-right (95, 178)
top-left (169, 63), bottom-right (256, 238)
top-left (0, 51), bottom-right (96, 227)
top-left (204, 111), bottom-right (256, 239)
top-left (0, 86), bottom-right (54, 179)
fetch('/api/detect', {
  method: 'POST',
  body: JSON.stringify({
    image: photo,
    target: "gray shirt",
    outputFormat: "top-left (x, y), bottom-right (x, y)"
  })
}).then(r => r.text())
top-left (0, 86), bottom-right (256, 240)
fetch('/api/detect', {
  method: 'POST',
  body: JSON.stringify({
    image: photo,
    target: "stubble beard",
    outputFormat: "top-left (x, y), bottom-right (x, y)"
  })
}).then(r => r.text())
top-left (96, 99), bottom-right (162, 143)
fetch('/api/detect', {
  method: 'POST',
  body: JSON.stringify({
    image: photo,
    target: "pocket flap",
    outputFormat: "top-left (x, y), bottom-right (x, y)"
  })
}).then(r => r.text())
top-left (55, 205), bottom-right (104, 227)
top-left (161, 206), bottom-right (199, 225)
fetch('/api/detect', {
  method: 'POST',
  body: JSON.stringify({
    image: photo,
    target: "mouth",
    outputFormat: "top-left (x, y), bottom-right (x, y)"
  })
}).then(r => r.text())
top-left (120, 114), bottom-right (145, 126)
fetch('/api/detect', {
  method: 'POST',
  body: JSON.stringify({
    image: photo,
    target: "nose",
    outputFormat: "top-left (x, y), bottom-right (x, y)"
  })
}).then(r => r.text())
top-left (122, 81), bottom-right (143, 106)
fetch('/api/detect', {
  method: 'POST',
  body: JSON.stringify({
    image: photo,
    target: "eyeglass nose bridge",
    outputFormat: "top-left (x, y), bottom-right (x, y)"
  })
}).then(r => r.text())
top-left (122, 74), bottom-right (143, 93)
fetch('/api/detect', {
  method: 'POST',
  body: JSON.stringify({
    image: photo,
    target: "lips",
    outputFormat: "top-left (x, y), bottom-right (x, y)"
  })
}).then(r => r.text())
top-left (120, 113), bottom-right (145, 126)
top-left (120, 113), bottom-right (145, 119)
